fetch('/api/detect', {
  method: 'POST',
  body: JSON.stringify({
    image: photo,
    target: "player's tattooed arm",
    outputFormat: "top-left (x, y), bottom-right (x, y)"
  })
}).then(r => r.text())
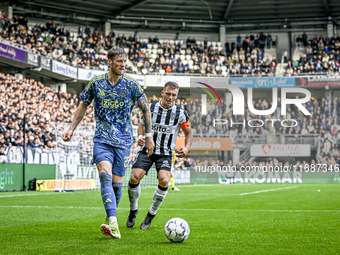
top-left (138, 97), bottom-right (152, 134)
top-left (138, 97), bottom-right (154, 156)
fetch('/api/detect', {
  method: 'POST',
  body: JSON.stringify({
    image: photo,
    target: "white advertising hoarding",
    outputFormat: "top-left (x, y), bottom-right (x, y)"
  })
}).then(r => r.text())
top-left (146, 75), bottom-right (190, 87)
top-left (52, 60), bottom-right (77, 79)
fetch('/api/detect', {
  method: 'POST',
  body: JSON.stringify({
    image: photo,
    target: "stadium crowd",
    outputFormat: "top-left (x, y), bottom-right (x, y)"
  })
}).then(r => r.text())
top-left (0, 13), bottom-right (339, 168)
top-left (1, 71), bottom-right (340, 168)
top-left (286, 34), bottom-right (340, 76)
top-left (0, 16), bottom-right (279, 76)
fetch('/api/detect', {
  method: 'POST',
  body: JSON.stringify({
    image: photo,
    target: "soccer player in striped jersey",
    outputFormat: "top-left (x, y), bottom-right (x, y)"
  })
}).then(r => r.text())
top-left (127, 81), bottom-right (192, 229)
top-left (63, 47), bottom-right (154, 239)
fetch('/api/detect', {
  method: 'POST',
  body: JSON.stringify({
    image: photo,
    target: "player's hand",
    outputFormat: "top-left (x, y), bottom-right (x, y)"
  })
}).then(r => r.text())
top-left (137, 135), bottom-right (145, 147)
top-left (145, 137), bottom-right (154, 156)
top-left (63, 129), bottom-right (74, 142)
top-left (176, 147), bottom-right (189, 158)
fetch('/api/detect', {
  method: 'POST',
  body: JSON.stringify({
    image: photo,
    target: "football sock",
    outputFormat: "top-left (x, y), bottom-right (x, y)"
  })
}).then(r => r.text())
top-left (109, 216), bottom-right (117, 224)
top-left (149, 185), bottom-right (168, 215)
top-left (99, 172), bottom-right (116, 218)
top-left (112, 182), bottom-right (123, 207)
top-left (170, 176), bottom-right (175, 187)
top-left (128, 182), bottom-right (140, 211)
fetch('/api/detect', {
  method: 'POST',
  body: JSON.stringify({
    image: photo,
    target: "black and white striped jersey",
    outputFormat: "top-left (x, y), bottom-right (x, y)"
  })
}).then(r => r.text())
top-left (141, 100), bottom-right (189, 156)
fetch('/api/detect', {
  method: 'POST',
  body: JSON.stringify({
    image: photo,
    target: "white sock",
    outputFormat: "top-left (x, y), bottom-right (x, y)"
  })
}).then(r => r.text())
top-left (149, 186), bottom-right (168, 215)
top-left (128, 184), bottom-right (141, 211)
top-left (109, 216), bottom-right (117, 224)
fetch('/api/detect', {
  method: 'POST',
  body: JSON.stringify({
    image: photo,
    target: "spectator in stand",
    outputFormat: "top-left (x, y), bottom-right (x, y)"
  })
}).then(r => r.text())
top-left (267, 33), bottom-right (272, 48)
top-left (85, 25), bottom-right (91, 37)
top-left (0, 145), bottom-right (7, 163)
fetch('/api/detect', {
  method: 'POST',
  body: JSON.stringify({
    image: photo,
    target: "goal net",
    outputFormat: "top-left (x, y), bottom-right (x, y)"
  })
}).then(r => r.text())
top-left (54, 122), bottom-right (158, 191)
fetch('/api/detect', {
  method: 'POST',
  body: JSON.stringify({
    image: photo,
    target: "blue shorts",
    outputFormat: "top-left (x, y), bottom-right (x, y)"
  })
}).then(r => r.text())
top-left (93, 143), bottom-right (130, 177)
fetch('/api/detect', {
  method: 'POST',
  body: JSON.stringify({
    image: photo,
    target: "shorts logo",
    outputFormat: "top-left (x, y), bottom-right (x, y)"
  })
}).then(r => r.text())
top-left (161, 160), bottom-right (170, 168)
top-left (119, 89), bottom-right (127, 97)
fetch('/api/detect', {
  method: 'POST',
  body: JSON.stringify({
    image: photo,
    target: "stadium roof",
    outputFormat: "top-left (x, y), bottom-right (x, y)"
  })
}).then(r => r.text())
top-left (9, 0), bottom-right (340, 32)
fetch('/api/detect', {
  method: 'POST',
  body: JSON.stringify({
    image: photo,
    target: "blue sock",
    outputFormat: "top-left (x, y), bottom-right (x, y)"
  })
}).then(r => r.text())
top-left (112, 182), bottom-right (123, 207)
top-left (99, 172), bottom-right (116, 217)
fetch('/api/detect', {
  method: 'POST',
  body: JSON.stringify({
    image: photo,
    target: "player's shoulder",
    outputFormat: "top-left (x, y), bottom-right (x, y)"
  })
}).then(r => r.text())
top-left (175, 103), bottom-right (187, 112)
top-left (85, 74), bottom-right (105, 91)
top-left (89, 73), bottom-right (106, 83)
top-left (122, 73), bottom-right (139, 85)
top-left (175, 103), bottom-right (189, 119)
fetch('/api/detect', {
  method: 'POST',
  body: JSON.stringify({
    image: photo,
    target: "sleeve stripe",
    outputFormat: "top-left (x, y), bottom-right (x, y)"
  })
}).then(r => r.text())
top-left (85, 74), bottom-right (104, 91)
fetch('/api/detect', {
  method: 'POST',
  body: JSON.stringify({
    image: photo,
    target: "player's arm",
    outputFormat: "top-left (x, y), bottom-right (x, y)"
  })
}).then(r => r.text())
top-left (137, 97), bottom-right (154, 156)
top-left (137, 122), bottom-right (146, 147)
top-left (176, 121), bottom-right (192, 158)
top-left (63, 101), bottom-right (88, 141)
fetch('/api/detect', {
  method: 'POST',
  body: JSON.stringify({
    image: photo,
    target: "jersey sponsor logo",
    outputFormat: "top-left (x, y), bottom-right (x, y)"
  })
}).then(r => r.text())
top-left (152, 124), bottom-right (172, 133)
top-left (101, 99), bottom-right (125, 108)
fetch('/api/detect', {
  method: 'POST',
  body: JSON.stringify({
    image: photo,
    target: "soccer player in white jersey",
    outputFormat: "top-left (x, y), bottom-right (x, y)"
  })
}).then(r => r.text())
top-left (127, 81), bottom-right (192, 229)
top-left (63, 47), bottom-right (154, 239)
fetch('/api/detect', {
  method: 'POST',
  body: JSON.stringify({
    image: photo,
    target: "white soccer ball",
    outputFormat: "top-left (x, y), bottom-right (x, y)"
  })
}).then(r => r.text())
top-left (164, 218), bottom-right (190, 243)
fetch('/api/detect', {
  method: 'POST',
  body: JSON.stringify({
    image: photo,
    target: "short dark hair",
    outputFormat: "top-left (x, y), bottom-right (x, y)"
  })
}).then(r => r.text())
top-left (163, 81), bottom-right (179, 91)
top-left (107, 47), bottom-right (127, 60)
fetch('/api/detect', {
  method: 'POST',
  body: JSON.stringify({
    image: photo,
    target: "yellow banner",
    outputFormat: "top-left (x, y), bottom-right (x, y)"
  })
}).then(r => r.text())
top-left (176, 137), bottom-right (233, 151)
top-left (36, 179), bottom-right (96, 191)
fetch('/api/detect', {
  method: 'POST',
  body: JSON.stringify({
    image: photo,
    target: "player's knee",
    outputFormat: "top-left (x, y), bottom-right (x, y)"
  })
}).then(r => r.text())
top-left (158, 177), bottom-right (169, 188)
top-left (129, 173), bottom-right (141, 184)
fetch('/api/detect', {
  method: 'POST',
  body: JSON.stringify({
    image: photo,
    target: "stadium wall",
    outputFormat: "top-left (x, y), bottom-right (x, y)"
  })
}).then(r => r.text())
top-left (1, 163), bottom-right (338, 192)
top-left (0, 164), bottom-right (55, 191)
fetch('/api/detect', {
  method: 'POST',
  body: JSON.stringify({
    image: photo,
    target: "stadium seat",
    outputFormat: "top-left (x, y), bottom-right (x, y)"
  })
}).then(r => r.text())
top-left (180, 50), bottom-right (186, 55)
top-left (221, 66), bottom-right (227, 72)
top-left (188, 60), bottom-right (194, 66)
top-left (186, 55), bottom-right (191, 60)
top-left (149, 58), bottom-right (155, 64)
top-left (147, 44), bottom-right (153, 49)
top-left (220, 56), bottom-right (225, 62)
top-left (153, 44), bottom-right (158, 49)
top-left (142, 68), bottom-right (148, 74)
top-left (159, 69), bottom-right (165, 75)
top-left (180, 55), bottom-right (186, 61)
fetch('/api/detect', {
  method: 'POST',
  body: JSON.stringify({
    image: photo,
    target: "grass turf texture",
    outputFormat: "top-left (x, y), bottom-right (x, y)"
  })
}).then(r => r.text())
top-left (0, 184), bottom-right (339, 255)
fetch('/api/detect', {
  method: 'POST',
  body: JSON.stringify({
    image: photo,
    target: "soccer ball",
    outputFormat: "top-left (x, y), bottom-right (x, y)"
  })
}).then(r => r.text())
top-left (164, 218), bottom-right (190, 243)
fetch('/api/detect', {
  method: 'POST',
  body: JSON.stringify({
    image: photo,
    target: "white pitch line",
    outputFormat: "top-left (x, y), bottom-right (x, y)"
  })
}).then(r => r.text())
top-left (0, 205), bottom-right (338, 213)
top-left (0, 192), bottom-right (74, 198)
top-left (239, 186), bottom-right (298, 196)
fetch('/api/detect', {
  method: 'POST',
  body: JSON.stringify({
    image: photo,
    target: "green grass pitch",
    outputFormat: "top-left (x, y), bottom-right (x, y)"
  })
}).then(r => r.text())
top-left (1, 184), bottom-right (339, 254)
